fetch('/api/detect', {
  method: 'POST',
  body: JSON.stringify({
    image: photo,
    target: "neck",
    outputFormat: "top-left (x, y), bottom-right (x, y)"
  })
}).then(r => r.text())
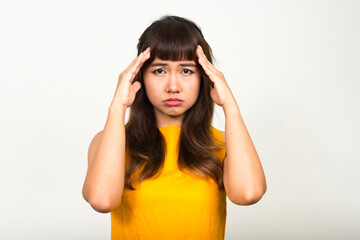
top-left (155, 111), bottom-right (184, 128)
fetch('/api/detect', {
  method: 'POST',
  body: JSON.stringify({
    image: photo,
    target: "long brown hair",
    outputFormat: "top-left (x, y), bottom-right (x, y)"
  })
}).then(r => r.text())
top-left (124, 15), bottom-right (225, 191)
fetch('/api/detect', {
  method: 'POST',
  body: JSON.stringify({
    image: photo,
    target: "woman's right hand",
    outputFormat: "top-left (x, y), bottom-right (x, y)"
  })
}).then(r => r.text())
top-left (110, 47), bottom-right (151, 111)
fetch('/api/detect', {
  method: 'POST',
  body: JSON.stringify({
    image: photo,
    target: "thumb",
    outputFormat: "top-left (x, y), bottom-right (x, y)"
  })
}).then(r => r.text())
top-left (132, 81), bottom-right (142, 94)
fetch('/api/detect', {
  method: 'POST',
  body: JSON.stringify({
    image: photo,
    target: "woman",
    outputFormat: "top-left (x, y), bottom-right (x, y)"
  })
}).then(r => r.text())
top-left (82, 15), bottom-right (267, 240)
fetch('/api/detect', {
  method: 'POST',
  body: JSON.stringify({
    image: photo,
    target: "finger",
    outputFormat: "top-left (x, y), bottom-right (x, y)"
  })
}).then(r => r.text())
top-left (196, 45), bottom-right (218, 73)
top-left (196, 46), bottom-right (215, 73)
top-left (132, 48), bottom-right (151, 74)
top-left (125, 47), bottom-right (151, 76)
top-left (126, 49), bottom-right (147, 70)
top-left (128, 47), bottom-right (151, 72)
top-left (197, 50), bottom-right (218, 79)
top-left (197, 46), bottom-right (218, 73)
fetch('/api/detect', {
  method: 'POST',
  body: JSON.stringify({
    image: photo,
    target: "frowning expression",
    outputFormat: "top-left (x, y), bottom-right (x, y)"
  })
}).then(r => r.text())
top-left (143, 57), bottom-right (201, 121)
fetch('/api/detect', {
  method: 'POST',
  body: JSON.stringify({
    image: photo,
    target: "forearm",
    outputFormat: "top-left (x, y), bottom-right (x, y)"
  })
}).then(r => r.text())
top-left (223, 101), bottom-right (267, 203)
top-left (83, 105), bottom-right (127, 212)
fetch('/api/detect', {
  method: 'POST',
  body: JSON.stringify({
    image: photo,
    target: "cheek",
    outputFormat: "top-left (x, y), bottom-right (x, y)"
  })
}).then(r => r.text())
top-left (143, 74), bottom-right (152, 91)
top-left (143, 79), bottom-right (160, 103)
top-left (187, 77), bottom-right (202, 101)
top-left (193, 76), bottom-right (202, 94)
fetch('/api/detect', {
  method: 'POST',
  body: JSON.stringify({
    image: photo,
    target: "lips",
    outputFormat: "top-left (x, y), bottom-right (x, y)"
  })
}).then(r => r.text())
top-left (164, 98), bottom-right (183, 106)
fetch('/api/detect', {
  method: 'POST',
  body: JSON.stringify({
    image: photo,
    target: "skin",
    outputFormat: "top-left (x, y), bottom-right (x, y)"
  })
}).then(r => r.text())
top-left (142, 57), bottom-right (201, 128)
top-left (83, 45), bottom-right (267, 214)
top-left (141, 45), bottom-right (267, 205)
top-left (83, 48), bottom-right (152, 213)
top-left (195, 45), bottom-right (267, 205)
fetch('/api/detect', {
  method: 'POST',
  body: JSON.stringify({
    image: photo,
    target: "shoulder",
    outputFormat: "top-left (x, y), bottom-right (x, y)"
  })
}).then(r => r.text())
top-left (210, 125), bottom-right (225, 143)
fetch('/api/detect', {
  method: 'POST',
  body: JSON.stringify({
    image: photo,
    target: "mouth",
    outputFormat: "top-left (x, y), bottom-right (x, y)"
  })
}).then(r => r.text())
top-left (164, 98), bottom-right (183, 106)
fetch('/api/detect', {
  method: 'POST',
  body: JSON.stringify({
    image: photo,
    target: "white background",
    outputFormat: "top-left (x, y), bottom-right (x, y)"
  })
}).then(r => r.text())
top-left (1, 0), bottom-right (359, 239)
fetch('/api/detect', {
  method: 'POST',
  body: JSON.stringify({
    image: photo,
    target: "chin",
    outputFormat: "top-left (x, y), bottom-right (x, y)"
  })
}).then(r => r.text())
top-left (159, 107), bottom-right (187, 117)
top-left (166, 110), bottom-right (186, 117)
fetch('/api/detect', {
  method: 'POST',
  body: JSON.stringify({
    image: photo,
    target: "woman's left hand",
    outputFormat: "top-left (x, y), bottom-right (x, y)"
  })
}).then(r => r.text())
top-left (196, 45), bottom-right (237, 109)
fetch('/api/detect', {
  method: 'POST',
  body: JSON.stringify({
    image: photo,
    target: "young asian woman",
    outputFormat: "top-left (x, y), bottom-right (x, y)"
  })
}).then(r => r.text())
top-left (82, 15), bottom-right (266, 240)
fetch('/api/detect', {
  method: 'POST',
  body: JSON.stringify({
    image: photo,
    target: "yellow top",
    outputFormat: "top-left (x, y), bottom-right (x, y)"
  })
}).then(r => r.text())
top-left (111, 125), bottom-right (227, 240)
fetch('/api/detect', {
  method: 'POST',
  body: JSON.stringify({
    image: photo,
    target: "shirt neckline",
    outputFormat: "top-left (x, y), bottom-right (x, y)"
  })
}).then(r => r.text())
top-left (158, 125), bottom-right (182, 130)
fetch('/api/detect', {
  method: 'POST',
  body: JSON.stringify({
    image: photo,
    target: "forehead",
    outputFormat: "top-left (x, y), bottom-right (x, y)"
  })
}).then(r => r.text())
top-left (149, 57), bottom-right (197, 66)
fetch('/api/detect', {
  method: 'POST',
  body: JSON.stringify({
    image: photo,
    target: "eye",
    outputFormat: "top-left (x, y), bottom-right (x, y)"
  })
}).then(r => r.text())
top-left (152, 69), bottom-right (165, 74)
top-left (182, 69), bottom-right (194, 75)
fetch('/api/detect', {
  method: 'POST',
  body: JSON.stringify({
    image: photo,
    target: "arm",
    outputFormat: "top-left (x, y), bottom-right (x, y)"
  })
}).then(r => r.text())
top-left (82, 47), bottom-right (151, 213)
top-left (82, 107), bottom-right (127, 213)
top-left (221, 104), bottom-right (267, 205)
top-left (196, 45), bottom-right (266, 205)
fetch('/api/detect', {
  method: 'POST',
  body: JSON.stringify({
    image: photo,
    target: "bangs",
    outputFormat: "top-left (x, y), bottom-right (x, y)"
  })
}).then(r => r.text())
top-left (137, 15), bottom-right (213, 73)
top-left (145, 21), bottom-right (199, 63)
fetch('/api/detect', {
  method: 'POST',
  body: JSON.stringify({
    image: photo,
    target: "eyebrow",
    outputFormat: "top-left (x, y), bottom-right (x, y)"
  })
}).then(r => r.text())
top-left (150, 63), bottom-right (197, 67)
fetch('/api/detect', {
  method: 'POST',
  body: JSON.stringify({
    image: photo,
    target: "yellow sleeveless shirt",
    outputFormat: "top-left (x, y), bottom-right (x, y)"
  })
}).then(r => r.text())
top-left (111, 125), bottom-right (227, 240)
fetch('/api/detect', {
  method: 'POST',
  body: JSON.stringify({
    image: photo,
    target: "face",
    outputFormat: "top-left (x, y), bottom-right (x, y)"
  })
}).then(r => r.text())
top-left (143, 57), bottom-right (201, 126)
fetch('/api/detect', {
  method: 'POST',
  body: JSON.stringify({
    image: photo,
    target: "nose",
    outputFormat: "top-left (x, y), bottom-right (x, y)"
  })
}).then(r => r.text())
top-left (166, 73), bottom-right (181, 93)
